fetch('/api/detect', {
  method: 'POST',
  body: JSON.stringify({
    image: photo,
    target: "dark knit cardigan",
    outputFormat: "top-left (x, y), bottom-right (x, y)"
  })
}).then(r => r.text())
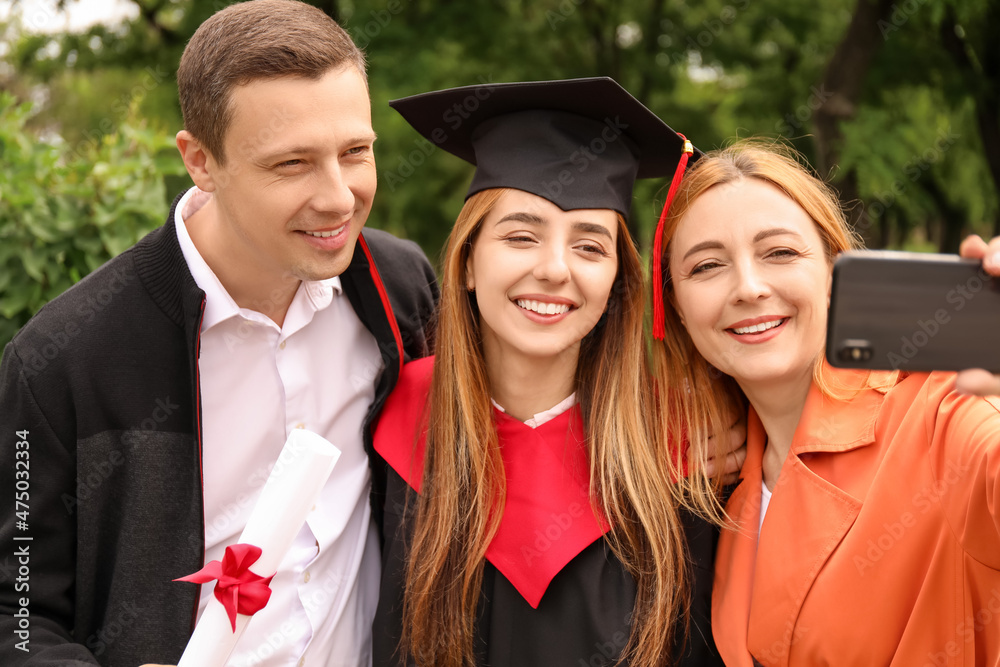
top-left (0, 191), bottom-right (438, 666)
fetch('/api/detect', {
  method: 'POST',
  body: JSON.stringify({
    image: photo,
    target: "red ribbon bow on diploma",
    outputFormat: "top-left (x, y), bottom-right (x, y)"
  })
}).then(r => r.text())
top-left (175, 543), bottom-right (274, 631)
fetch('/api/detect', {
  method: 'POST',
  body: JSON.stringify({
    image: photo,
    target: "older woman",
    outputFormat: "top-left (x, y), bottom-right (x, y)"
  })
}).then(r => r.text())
top-left (652, 141), bottom-right (1000, 666)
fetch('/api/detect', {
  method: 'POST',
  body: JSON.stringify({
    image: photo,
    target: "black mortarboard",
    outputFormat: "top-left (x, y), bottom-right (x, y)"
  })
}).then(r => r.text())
top-left (389, 77), bottom-right (695, 220)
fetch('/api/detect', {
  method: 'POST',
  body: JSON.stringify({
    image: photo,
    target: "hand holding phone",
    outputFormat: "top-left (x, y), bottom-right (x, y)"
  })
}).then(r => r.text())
top-left (955, 234), bottom-right (1000, 394)
top-left (826, 250), bottom-right (1000, 373)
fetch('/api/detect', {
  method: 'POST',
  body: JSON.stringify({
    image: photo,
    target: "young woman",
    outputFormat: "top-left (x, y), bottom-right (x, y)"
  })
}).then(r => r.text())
top-left (371, 78), bottom-right (731, 667)
top-left (652, 140), bottom-right (1000, 666)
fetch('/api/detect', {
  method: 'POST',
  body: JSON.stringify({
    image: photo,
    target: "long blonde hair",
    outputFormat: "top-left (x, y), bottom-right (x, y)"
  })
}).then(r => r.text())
top-left (652, 140), bottom-right (862, 511)
top-left (402, 187), bottom-right (690, 667)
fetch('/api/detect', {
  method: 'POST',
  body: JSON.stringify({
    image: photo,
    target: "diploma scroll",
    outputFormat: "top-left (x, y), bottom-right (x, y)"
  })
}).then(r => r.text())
top-left (176, 429), bottom-right (341, 667)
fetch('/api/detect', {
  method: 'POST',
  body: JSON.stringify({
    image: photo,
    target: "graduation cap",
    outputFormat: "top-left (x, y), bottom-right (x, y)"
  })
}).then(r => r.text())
top-left (389, 76), bottom-right (696, 339)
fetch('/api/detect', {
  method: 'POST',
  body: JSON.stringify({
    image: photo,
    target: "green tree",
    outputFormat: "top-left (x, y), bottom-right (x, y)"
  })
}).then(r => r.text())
top-left (0, 92), bottom-right (185, 348)
top-left (2, 0), bottom-right (997, 339)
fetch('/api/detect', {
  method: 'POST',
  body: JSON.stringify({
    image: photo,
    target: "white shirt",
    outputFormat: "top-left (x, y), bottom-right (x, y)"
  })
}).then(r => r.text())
top-left (759, 479), bottom-right (773, 537)
top-left (491, 393), bottom-right (577, 428)
top-left (175, 188), bottom-right (383, 667)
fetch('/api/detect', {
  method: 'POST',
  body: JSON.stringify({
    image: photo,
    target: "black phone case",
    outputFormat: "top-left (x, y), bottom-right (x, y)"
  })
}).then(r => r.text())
top-left (826, 250), bottom-right (1000, 372)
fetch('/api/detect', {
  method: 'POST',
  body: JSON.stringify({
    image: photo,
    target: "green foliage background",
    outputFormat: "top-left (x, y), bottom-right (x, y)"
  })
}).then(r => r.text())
top-left (1, 0), bottom-right (998, 349)
top-left (0, 91), bottom-right (185, 345)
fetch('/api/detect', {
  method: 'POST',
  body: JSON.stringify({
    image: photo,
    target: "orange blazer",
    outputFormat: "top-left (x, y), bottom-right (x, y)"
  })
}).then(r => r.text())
top-left (713, 367), bottom-right (1000, 666)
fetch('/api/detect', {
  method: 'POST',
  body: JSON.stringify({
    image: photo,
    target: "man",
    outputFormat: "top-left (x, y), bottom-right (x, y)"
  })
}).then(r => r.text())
top-left (0, 1), bottom-right (437, 665)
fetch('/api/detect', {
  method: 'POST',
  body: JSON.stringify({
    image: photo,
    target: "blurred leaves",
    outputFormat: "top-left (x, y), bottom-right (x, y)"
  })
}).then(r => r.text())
top-left (0, 0), bottom-right (997, 348)
top-left (0, 92), bottom-right (185, 347)
top-left (348, 0), bottom-right (999, 254)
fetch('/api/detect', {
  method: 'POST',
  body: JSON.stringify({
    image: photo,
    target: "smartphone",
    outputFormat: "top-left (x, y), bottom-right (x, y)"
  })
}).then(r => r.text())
top-left (826, 250), bottom-right (1000, 372)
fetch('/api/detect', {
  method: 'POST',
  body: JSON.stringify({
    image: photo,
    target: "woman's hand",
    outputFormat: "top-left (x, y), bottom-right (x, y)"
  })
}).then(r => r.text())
top-left (955, 234), bottom-right (1000, 396)
top-left (704, 416), bottom-right (748, 485)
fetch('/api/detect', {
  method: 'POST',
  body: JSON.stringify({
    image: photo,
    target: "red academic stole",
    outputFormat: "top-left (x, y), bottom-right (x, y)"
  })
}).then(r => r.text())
top-left (373, 356), bottom-right (610, 608)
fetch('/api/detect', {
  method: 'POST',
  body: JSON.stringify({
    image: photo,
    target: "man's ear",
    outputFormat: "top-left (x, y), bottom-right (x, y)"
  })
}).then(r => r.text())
top-left (176, 130), bottom-right (219, 192)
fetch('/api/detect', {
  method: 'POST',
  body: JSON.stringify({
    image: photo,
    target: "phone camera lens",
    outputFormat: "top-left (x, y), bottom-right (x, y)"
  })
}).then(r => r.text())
top-left (838, 340), bottom-right (873, 363)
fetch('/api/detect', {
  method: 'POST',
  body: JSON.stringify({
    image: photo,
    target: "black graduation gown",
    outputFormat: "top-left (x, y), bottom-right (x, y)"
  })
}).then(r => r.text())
top-left (372, 358), bottom-right (723, 667)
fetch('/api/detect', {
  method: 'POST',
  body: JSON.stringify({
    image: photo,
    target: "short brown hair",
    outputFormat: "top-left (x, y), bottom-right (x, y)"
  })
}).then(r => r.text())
top-left (177, 0), bottom-right (367, 165)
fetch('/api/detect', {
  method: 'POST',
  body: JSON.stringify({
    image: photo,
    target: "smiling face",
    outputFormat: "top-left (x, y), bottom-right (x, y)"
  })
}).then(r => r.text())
top-left (668, 178), bottom-right (833, 394)
top-left (199, 65), bottom-right (376, 289)
top-left (465, 189), bottom-right (619, 369)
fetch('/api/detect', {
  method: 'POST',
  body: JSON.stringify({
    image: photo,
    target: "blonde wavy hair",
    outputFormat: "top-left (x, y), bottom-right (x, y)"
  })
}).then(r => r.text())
top-left (652, 140), bottom-right (863, 516)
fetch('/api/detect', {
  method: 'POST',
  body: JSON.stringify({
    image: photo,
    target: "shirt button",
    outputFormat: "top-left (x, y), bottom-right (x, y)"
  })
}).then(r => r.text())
top-left (279, 341), bottom-right (287, 350)
top-left (295, 423), bottom-right (305, 430)
top-left (303, 571), bottom-right (311, 583)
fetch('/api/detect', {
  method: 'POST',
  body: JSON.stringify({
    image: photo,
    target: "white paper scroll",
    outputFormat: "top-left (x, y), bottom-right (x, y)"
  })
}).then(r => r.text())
top-left (177, 429), bottom-right (341, 667)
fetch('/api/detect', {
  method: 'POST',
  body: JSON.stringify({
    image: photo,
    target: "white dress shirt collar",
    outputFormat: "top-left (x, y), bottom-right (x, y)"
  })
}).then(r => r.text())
top-left (173, 187), bottom-right (343, 333)
top-left (491, 392), bottom-right (578, 429)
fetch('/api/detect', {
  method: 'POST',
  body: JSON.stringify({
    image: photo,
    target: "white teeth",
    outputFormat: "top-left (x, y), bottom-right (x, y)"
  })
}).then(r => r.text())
top-left (515, 299), bottom-right (571, 315)
top-left (305, 227), bottom-right (345, 238)
top-left (732, 319), bottom-right (784, 335)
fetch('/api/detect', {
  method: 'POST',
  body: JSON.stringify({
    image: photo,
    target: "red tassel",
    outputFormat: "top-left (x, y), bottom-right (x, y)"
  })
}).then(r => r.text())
top-left (652, 136), bottom-right (694, 341)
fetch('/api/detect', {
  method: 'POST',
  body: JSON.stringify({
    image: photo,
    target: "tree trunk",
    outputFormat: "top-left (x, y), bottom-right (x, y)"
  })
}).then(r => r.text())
top-left (811, 0), bottom-right (895, 247)
top-left (919, 175), bottom-right (965, 253)
top-left (940, 7), bottom-right (1000, 239)
top-left (311, 0), bottom-right (341, 23)
top-left (636, 0), bottom-right (668, 105)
